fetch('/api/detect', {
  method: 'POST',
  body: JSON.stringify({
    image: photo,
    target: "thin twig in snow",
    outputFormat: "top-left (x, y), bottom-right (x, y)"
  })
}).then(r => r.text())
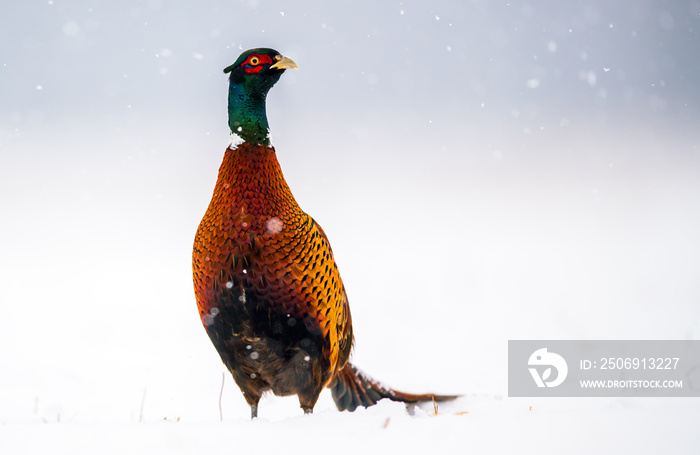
top-left (219, 372), bottom-right (225, 421)
top-left (139, 387), bottom-right (147, 423)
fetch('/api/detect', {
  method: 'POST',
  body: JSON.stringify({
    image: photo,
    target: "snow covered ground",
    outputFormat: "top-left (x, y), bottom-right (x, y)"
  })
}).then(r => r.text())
top-left (2, 1), bottom-right (700, 453)
top-left (1, 398), bottom-right (698, 455)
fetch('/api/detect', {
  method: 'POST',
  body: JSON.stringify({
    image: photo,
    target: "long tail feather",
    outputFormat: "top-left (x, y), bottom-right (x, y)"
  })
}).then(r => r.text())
top-left (329, 362), bottom-right (459, 412)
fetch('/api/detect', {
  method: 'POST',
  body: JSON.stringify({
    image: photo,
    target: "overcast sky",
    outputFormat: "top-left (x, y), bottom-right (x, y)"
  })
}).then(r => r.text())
top-left (3, 1), bottom-right (700, 126)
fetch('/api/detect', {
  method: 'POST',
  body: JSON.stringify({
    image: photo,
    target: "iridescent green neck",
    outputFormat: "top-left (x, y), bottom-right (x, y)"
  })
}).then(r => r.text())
top-left (228, 82), bottom-right (271, 145)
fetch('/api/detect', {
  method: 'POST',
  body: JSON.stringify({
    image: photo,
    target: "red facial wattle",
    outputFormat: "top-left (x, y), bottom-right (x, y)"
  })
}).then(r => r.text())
top-left (242, 54), bottom-right (273, 74)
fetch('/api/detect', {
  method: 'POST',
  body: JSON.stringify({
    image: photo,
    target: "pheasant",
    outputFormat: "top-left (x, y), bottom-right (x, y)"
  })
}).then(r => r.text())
top-left (192, 48), bottom-right (456, 419)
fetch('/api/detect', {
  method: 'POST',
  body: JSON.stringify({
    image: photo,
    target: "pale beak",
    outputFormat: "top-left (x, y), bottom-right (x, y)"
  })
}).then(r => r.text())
top-left (270, 56), bottom-right (299, 71)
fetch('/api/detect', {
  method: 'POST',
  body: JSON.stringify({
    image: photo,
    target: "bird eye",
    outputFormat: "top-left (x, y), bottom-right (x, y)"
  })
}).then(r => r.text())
top-left (241, 54), bottom-right (272, 74)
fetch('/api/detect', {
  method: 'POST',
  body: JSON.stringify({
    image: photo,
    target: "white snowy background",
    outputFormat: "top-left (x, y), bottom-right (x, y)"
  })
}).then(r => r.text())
top-left (1, 1), bottom-right (699, 453)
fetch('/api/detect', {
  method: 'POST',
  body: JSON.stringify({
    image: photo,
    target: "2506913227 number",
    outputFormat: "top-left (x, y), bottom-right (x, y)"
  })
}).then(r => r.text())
top-left (600, 357), bottom-right (680, 370)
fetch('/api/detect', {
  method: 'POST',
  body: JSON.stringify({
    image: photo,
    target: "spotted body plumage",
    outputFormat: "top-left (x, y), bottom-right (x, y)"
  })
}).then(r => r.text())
top-left (193, 142), bottom-right (352, 413)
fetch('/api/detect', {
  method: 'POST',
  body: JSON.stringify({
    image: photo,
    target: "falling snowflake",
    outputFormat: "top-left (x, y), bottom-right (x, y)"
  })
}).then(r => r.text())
top-left (203, 307), bottom-right (220, 326)
top-left (266, 217), bottom-right (283, 234)
top-left (526, 78), bottom-right (540, 89)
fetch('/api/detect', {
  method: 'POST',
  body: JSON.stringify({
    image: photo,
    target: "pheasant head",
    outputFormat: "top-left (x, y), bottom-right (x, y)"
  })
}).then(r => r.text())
top-left (223, 48), bottom-right (298, 145)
